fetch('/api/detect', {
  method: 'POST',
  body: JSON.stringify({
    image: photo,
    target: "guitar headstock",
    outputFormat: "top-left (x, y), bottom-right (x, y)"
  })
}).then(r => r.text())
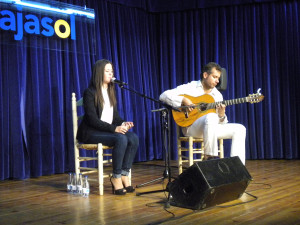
top-left (247, 88), bottom-right (265, 103)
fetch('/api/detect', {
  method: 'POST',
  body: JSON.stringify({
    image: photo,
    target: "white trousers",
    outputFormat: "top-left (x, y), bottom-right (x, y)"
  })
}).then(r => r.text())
top-left (185, 113), bottom-right (246, 164)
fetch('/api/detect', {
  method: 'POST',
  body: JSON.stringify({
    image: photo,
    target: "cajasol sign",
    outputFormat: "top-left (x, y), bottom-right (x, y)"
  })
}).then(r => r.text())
top-left (0, 8), bottom-right (76, 40)
top-left (0, 0), bottom-right (94, 41)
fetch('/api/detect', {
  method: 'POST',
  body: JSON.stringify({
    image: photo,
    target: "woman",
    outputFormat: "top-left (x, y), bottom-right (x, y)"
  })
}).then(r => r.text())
top-left (77, 59), bottom-right (139, 195)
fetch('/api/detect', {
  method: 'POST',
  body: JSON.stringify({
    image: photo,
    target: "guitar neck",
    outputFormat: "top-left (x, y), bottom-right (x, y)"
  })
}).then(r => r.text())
top-left (207, 97), bottom-right (249, 109)
top-left (173, 91), bottom-right (263, 127)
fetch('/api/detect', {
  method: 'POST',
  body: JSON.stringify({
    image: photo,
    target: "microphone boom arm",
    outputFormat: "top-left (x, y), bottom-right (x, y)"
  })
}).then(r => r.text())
top-left (117, 84), bottom-right (179, 112)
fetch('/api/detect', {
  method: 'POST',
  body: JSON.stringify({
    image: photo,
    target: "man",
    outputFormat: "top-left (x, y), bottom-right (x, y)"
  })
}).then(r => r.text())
top-left (159, 62), bottom-right (246, 164)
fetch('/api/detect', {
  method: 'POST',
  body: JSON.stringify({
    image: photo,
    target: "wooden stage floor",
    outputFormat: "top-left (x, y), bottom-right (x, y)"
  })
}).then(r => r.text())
top-left (1, 160), bottom-right (300, 225)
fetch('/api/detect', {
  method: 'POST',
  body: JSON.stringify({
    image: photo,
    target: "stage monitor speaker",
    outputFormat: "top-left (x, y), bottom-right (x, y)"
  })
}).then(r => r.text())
top-left (168, 156), bottom-right (252, 210)
top-left (216, 68), bottom-right (227, 91)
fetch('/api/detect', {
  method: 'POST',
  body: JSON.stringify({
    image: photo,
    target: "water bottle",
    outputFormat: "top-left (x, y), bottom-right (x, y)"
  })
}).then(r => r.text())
top-left (82, 175), bottom-right (90, 197)
top-left (77, 173), bottom-right (83, 195)
top-left (67, 172), bottom-right (73, 193)
top-left (72, 173), bottom-right (77, 194)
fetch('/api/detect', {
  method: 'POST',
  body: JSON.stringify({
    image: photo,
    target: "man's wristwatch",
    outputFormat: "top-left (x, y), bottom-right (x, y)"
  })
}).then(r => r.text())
top-left (219, 115), bottom-right (225, 120)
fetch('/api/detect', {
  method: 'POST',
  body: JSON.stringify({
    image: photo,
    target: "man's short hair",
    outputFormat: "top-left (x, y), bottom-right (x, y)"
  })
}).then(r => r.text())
top-left (201, 62), bottom-right (222, 79)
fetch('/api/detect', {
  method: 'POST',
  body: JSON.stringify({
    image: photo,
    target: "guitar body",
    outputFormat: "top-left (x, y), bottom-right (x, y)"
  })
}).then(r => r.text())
top-left (172, 94), bottom-right (216, 127)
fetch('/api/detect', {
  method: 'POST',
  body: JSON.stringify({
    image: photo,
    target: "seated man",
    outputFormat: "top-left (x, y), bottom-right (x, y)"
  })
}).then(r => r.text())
top-left (159, 62), bottom-right (246, 164)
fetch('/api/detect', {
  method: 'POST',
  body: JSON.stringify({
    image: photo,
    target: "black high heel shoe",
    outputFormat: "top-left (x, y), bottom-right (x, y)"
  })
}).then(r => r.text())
top-left (121, 175), bottom-right (135, 193)
top-left (124, 186), bottom-right (135, 193)
top-left (110, 177), bottom-right (126, 195)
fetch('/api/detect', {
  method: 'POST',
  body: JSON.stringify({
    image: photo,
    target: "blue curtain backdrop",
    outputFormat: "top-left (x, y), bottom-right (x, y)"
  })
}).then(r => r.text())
top-left (0, 0), bottom-right (299, 180)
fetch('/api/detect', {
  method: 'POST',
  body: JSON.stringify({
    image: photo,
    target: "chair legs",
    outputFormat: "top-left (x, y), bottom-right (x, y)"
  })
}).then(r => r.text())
top-left (218, 139), bottom-right (224, 158)
top-left (177, 138), bottom-right (224, 175)
top-left (128, 170), bottom-right (132, 186)
top-left (98, 143), bottom-right (104, 196)
top-left (97, 145), bottom-right (132, 195)
top-left (74, 145), bottom-right (80, 177)
top-left (188, 137), bottom-right (194, 167)
top-left (178, 139), bottom-right (183, 175)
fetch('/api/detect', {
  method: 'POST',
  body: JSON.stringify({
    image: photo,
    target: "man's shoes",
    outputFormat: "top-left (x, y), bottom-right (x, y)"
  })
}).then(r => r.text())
top-left (203, 155), bottom-right (219, 161)
top-left (207, 156), bottom-right (219, 160)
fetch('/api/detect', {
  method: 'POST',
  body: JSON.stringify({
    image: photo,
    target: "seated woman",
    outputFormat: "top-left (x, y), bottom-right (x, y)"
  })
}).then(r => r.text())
top-left (77, 59), bottom-right (139, 195)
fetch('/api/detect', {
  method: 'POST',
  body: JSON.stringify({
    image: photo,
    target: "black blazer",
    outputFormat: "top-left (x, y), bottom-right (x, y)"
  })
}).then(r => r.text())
top-left (76, 87), bottom-right (124, 143)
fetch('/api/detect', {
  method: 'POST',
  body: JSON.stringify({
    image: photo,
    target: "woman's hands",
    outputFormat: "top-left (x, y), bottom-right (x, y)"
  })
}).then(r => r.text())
top-left (123, 122), bottom-right (134, 129)
top-left (115, 122), bottom-right (134, 134)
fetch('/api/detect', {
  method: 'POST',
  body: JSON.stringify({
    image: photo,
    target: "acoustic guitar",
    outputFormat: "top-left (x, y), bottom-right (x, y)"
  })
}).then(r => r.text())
top-left (172, 89), bottom-right (264, 127)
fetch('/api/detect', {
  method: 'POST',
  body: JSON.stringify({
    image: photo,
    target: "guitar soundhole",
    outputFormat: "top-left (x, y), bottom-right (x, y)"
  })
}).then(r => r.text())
top-left (199, 103), bottom-right (208, 111)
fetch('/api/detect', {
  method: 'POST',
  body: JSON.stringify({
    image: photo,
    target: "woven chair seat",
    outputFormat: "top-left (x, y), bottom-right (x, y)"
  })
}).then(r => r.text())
top-left (77, 143), bottom-right (113, 150)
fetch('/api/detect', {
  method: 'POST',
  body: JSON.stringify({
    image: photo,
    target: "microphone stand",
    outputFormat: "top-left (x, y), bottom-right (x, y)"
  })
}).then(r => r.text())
top-left (136, 107), bottom-right (170, 191)
top-left (115, 83), bottom-right (177, 204)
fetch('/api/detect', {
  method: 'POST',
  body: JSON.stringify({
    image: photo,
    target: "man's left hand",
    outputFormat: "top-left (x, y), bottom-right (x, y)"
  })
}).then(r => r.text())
top-left (216, 104), bottom-right (226, 118)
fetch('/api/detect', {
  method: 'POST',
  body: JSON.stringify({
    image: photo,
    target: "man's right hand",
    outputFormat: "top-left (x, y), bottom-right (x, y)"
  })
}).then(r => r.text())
top-left (182, 97), bottom-right (194, 112)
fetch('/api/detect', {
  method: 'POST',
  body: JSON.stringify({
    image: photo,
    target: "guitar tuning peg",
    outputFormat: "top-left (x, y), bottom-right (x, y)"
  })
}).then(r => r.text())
top-left (257, 88), bottom-right (261, 94)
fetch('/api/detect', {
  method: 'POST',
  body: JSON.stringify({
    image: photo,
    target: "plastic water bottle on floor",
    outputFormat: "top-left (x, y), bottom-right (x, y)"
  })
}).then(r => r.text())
top-left (67, 172), bottom-right (73, 193)
top-left (72, 173), bottom-right (77, 194)
top-left (77, 173), bottom-right (83, 195)
top-left (82, 175), bottom-right (90, 197)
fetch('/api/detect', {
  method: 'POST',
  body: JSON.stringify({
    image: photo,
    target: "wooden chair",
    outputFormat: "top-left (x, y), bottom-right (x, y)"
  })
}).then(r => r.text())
top-left (177, 125), bottom-right (225, 175)
top-left (72, 92), bottom-right (131, 195)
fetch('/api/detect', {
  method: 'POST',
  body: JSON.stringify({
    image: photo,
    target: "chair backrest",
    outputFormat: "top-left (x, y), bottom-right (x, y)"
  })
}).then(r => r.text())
top-left (72, 93), bottom-right (82, 146)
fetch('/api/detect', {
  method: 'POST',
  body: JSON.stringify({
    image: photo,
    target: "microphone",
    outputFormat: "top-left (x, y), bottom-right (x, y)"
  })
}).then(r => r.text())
top-left (111, 77), bottom-right (128, 85)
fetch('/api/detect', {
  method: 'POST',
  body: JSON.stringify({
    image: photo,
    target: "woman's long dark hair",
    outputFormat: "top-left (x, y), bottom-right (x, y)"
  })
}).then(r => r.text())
top-left (89, 59), bottom-right (117, 108)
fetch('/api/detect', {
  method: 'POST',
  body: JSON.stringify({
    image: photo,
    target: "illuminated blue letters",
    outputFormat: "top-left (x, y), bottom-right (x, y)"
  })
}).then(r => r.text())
top-left (0, 8), bottom-right (76, 40)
